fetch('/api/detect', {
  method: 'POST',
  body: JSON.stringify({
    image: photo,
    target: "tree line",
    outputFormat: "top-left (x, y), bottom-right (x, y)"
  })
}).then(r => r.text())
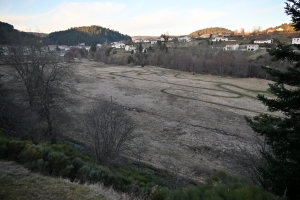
top-left (92, 41), bottom-right (286, 79)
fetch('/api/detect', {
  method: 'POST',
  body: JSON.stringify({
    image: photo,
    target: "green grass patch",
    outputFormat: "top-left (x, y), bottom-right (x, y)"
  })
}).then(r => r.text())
top-left (0, 170), bottom-right (106, 200)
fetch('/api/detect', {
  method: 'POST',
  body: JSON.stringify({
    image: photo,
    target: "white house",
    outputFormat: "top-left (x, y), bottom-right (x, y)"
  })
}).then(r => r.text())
top-left (212, 37), bottom-right (228, 42)
top-left (150, 40), bottom-right (157, 45)
top-left (246, 44), bottom-right (259, 51)
top-left (178, 36), bottom-right (192, 42)
top-left (224, 44), bottom-right (259, 51)
top-left (112, 42), bottom-right (125, 48)
top-left (125, 45), bottom-right (136, 51)
top-left (59, 45), bottom-right (69, 51)
top-left (254, 39), bottom-right (273, 44)
top-left (223, 44), bottom-right (239, 51)
top-left (48, 45), bottom-right (57, 51)
top-left (292, 38), bottom-right (300, 44)
top-left (134, 39), bottom-right (143, 43)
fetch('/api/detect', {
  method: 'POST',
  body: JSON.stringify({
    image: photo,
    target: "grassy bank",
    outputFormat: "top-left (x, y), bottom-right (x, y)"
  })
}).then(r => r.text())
top-left (0, 130), bottom-right (284, 200)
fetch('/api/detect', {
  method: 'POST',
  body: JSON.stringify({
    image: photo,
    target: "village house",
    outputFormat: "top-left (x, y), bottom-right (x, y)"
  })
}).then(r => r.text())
top-left (245, 44), bottom-right (259, 51)
top-left (59, 45), bottom-right (69, 51)
top-left (223, 44), bottom-right (239, 51)
top-left (224, 44), bottom-right (259, 51)
top-left (212, 37), bottom-right (228, 42)
top-left (178, 36), bottom-right (192, 42)
top-left (48, 45), bottom-right (57, 51)
top-left (112, 42), bottom-right (125, 48)
top-left (150, 40), bottom-right (157, 45)
top-left (125, 45), bottom-right (136, 51)
top-left (134, 39), bottom-right (143, 43)
top-left (292, 38), bottom-right (300, 44)
top-left (254, 39), bottom-right (273, 44)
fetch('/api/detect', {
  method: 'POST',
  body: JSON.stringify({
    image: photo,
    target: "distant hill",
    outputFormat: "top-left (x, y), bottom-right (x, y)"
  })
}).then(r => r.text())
top-left (0, 21), bottom-right (37, 44)
top-left (265, 23), bottom-right (295, 32)
top-left (189, 27), bottom-right (232, 37)
top-left (0, 21), bottom-right (16, 44)
top-left (48, 25), bottom-right (132, 46)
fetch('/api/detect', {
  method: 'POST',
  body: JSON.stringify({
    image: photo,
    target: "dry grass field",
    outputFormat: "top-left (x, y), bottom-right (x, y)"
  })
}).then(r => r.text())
top-left (61, 59), bottom-right (276, 182)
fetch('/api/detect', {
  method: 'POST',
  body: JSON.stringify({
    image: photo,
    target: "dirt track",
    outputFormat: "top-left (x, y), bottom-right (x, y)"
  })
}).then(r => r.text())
top-left (66, 60), bottom-right (274, 181)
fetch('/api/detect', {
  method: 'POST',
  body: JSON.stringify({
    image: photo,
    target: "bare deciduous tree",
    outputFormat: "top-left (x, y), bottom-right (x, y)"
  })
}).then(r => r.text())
top-left (130, 138), bottom-right (148, 164)
top-left (1, 33), bottom-right (73, 136)
top-left (85, 101), bottom-right (136, 165)
top-left (0, 68), bottom-right (41, 137)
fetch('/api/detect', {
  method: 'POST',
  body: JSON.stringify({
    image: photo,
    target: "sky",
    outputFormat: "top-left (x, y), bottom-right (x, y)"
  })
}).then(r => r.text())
top-left (0, 0), bottom-right (292, 36)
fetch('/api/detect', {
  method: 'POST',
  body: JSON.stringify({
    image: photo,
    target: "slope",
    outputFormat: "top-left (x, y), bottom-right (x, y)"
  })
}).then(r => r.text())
top-left (0, 161), bottom-right (139, 200)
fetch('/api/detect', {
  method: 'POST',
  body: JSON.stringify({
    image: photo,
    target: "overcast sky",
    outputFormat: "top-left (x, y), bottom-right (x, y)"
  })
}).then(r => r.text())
top-left (0, 0), bottom-right (291, 36)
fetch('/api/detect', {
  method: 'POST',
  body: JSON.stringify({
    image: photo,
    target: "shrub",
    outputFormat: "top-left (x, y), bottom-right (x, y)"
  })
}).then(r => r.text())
top-left (61, 164), bottom-right (74, 178)
top-left (36, 158), bottom-right (47, 171)
top-left (47, 151), bottom-right (70, 175)
top-left (18, 143), bottom-right (44, 163)
top-left (152, 190), bottom-right (167, 200)
top-left (7, 140), bottom-right (25, 160)
top-left (78, 165), bottom-right (91, 182)
top-left (0, 137), bottom-right (9, 158)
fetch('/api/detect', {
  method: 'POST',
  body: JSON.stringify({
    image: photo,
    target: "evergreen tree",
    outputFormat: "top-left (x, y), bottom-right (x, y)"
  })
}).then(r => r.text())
top-left (138, 42), bottom-right (143, 53)
top-left (246, 1), bottom-right (300, 199)
top-left (90, 43), bottom-right (96, 52)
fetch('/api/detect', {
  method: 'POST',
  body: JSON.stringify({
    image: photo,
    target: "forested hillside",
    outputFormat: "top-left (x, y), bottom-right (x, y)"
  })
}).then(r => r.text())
top-left (0, 21), bottom-right (14, 44)
top-left (0, 21), bottom-right (38, 44)
top-left (189, 27), bottom-right (232, 37)
top-left (48, 25), bottom-right (132, 45)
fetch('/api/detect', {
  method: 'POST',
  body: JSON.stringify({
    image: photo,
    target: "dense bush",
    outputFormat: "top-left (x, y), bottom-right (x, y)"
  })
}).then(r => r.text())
top-left (0, 133), bottom-right (162, 195)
